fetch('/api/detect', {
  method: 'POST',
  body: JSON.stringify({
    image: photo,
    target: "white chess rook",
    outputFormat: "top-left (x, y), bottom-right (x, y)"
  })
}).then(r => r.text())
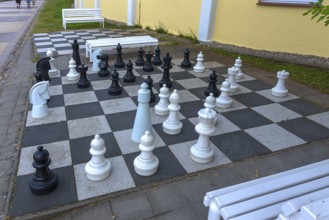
top-left (272, 70), bottom-right (289, 97)
top-left (91, 49), bottom-right (102, 72)
top-left (46, 48), bottom-right (59, 77)
top-left (66, 58), bottom-right (80, 81)
top-left (134, 131), bottom-right (159, 176)
top-left (29, 81), bottom-right (50, 119)
top-left (190, 107), bottom-right (216, 163)
top-left (193, 52), bottom-right (205, 73)
top-left (131, 83), bottom-right (154, 143)
top-left (205, 93), bottom-right (217, 126)
top-left (85, 134), bottom-right (111, 181)
top-left (216, 79), bottom-right (232, 109)
top-left (163, 90), bottom-right (183, 135)
top-left (228, 66), bottom-right (239, 93)
top-left (234, 57), bottom-right (244, 80)
top-left (155, 84), bottom-right (170, 115)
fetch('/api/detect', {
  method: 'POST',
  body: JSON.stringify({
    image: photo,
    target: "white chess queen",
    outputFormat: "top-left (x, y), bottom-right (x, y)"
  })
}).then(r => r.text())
top-left (29, 81), bottom-right (50, 118)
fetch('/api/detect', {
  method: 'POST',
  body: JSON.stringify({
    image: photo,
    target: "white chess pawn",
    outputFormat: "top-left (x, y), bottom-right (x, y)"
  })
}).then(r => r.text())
top-left (66, 58), bottom-right (80, 81)
top-left (163, 90), bottom-right (183, 135)
top-left (134, 131), bottom-right (159, 176)
top-left (228, 66), bottom-right (239, 93)
top-left (155, 84), bottom-right (170, 116)
top-left (46, 48), bottom-right (59, 77)
top-left (193, 52), bottom-right (205, 73)
top-left (85, 134), bottom-right (111, 181)
top-left (204, 93), bottom-right (217, 126)
top-left (216, 79), bottom-right (232, 109)
top-left (272, 70), bottom-right (289, 97)
top-left (92, 49), bottom-right (102, 73)
top-left (190, 107), bottom-right (216, 163)
top-left (234, 57), bottom-right (244, 80)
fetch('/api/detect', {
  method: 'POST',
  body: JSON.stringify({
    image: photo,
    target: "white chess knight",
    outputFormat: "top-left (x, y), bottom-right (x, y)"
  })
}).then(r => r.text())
top-left (190, 107), bottom-right (216, 163)
top-left (46, 48), bottom-right (59, 77)
top-left (227, 66), bottom-right (239, 93)
top-left (134, 131), bottom-right (159, 176)
top-left (91, 49), bottom-right (102, 73)
top-left (193, 52), bottom-right (205, 73)
top-left (216, 79), bottom-right (232, 109)
top-left (234, 57), bottom-right (244, 80)
top-left (29, 81), bottom-right (50, 118)
top-left (272, 70), bottom-right (289, 97)
top-left (163, 90), bottom-right (183, 135)
top-left (155, 84), bottom-right (170, 116)
top-left (66, 58), bottom-right (80, 81)
top-left (204, 93), bottom-right (217, 126)
top-left (85, 134), bottom-right (111, 181)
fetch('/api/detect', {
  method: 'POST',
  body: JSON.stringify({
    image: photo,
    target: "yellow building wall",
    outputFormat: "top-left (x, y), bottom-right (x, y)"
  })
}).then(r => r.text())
top-left (83, 0), bottom-right (94, 8)
top-left (212, 0), bottom-right (329, 58)
top-left (137, 0), bottom-right (201, 36)
top-left (100, 0), bottom-right (127, 23)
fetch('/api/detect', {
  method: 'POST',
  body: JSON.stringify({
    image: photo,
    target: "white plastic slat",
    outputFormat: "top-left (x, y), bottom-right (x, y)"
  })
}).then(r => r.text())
top-left (300, 197), bottom-right (329, 220)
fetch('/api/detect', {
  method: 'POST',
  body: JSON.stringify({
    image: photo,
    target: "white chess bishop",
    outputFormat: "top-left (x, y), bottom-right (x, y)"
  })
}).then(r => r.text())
top-left (234, 57), bottom-right (244, 80)
top-left (155, 84), bottom-right (170, 116)
top-left (190, 107), bottom-right (216, 163)
top-left (46, 48), bottom-right (59, 77)
top-left (227, 66), bottom-right (239, 93)
top-left (272, 70), bottom-right (289, 97)
top-left (85, 134), bottom-right (111, 181)
top-left (193, 52), bottom-right (205, 73)
top-left (134, 131), bottom-right (159, 176)
top-left (216, 79), bottom-right (232, 109)
top-left (66, 58), bottom-right (80, 81)
top-left (29, 81), bottom-right (50, 118)
top-left (163, 90), bottom-right (183, 135)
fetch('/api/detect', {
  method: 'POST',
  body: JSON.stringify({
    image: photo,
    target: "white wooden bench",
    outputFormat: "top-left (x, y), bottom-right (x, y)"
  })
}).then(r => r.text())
top-left (62, 8), bottom-right (104, 30)
top-left (85, 35), bottom-right (158, 61)
top-left (203, 159), bottom-right (329, 220)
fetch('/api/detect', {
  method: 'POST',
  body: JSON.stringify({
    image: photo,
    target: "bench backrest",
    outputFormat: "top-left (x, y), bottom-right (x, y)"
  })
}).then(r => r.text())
top-left (62, 8), bottom-right (102, 18)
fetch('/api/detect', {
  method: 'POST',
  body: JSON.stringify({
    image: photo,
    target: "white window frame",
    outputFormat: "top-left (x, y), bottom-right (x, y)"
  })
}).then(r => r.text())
top-left (261, 0), bottom-right (317, 4)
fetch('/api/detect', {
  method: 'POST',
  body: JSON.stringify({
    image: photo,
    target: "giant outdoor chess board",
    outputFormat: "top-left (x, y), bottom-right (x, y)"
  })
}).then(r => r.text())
top-left (11, 56), bottom-right (329, 217)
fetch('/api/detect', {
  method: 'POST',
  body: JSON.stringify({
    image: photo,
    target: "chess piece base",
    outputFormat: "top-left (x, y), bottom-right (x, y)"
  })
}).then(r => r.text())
top-left (193, 66), bottom-right (205, 73)
top-left (108, 87), bottom-right (122, 95)
top-left (31, 104), bottom-right (49, 119)
top-left (49, 69), bottom-right (59, 77)
top-left (85, 159), bottom-right (111, 181)
top-left (98, 71), bottom-right (110, 77)
top-left (163, 120), bottom-right (183, 135)
top-left (66, 73), bottom-right (79, 81)
top-left (28, 171), bottom-right (58, 195)
top-left (216, 98), bottom-right (232, 109)
top-left (134, 156), bottom-right (159, 176)
top-left (123, 76), bottom-right (136, 83)
top-left (272, 87), bottom-right (288, 97)
top-left (190, 144), bottom-right (214, 164)
top-left (229, 85), bottom-right (239, 93)
top-left (143, 66), bottom-right (154, 72)
top-left (77, 81), bottom-right (90, 88)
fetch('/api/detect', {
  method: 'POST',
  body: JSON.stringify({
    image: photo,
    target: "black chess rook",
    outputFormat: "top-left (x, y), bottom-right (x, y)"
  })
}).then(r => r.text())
top-left (77, 64), bottom-right (91, 88)
top-left (181, 48), bottom-right (192, 68)
top-left (143, 51), bottom-right (154, 72)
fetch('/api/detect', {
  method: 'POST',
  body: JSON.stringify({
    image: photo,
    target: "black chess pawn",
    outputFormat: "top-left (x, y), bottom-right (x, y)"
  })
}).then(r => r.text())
top-left (108, 70), bottom-right (122, 95)
top-left (71, 39), bottom-right (81, 71)
top-left (28, 146), bottom-right (59, 195)
top-left (152, 46), bottom-right (162, 66)
top-left (145, 75), bottom-right (156, 103)
top-left (97, 53), bottom-right (110, 77)
top-left (159, 53), bottom-right (173, 88)
top-left (135, 48), bottom-right (145, 66)
top-left (181, 48), bottom-right (192, 68)
top-left (114, 43), bottom-right (125, 68)
top-left (204, 71), bottom-right (220, 97)
top-left (143, 51), bottom-right (154, 72)
top-left (123, 60), bottom-right (136, 83)
top-left (77, 64), bottom-right (90, 88)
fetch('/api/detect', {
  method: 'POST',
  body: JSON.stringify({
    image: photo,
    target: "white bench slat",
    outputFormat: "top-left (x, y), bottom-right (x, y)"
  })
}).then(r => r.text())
top-left (62, 8), bottom-right (104, 30)
top-left (204, 159), bottom-right (329, 207)
top-left (220, 176), bottom-right (329, 220)
top-left (231, 203), bottom-right (283, 220)
top-left (300, 197), bottom-right (329, 220)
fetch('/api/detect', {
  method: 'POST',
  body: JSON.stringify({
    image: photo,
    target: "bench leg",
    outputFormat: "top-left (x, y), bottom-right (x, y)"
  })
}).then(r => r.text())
top-left (208, 201), bottom-right (221, 220)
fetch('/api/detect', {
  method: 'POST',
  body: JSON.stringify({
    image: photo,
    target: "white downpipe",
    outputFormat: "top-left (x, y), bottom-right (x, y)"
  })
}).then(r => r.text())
top-left (94, 0), bottom-right (100, 8)
top-left (74, 0), bottom-right (78, 8)
top-left (79, 0), bottom-right (84, 8)
top-left (127, 0), bottom-right (136, 26)
top-left (198, 0), bottom-right (217, 42)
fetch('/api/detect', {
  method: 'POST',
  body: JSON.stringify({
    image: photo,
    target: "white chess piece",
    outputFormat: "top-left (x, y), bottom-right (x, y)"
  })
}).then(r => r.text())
top-left (205, 93), bottom-right (217, 126)
top-left (228, 66), bottom-right (239, 93)
top-left (234, 57), bottom-right (244, 80)
top-left (272, 70), bottom-right (289, 97)
top-left (134, 131), bottom-right (159, 176)
top-left (85, 134), bottom-right (111, 181)
top-left (66, 58), bottom-right (80, 81)
top-left (193, 52), bottom-right (205, 73)
top-left (131, 83), bottom-right (154, 143)
top-left (216, 79), bottom-right (232, 108)
top-left (155, 84), bottom-right (169, 116)
top-left (92, 49), bottom-right (102, 73)
top-left (163, 90), bottom-right (183, 135)
top-left (46, 48), bottom-right (59, 77)
top-left (190, 107), bottom-right (216, 163)
top-left (29, 81), bottom-right (50, 118)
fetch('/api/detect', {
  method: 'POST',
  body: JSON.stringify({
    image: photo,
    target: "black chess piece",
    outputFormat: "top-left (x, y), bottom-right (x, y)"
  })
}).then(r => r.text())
top-left (114, 43), bottom-right (125, 68)
top-left (71, 39), bottom-right (81, 71)
top-left (152, 46), bottom-right (162, 66)
top-left (135, 48), bottom-right (145, 66)
top-left (159, 53), bottom-right (173, 88)
top-left (28, 146), bottom-right (58, 195)
top-left (143, 51), bottom-right (154, 72)
top-left (145, 75), bottom-right (156, 103)
top-left (181, 48), bottom-right (192, 68)
top-left (123, 60), bottom-right (136, 83)
top-left (108, 70), bottom-right (122, 95)
top-left (97, 53), bottom-right (110, 77)
top-left (34, 67), bottom-right (43, 83)
top-left (204, 71), bottom-right (220, 97)
top-left (77, 64), bottom-right (90, 88)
